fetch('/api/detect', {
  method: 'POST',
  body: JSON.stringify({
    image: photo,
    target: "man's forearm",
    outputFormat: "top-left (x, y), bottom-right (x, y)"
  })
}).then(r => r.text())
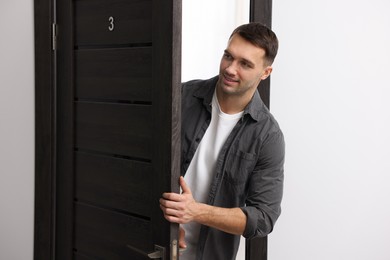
top-left (193, 203), bottom-right (247, 235)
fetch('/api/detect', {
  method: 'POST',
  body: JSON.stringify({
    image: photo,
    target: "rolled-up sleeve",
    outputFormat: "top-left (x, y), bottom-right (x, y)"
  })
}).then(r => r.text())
top-left (240, 130), bottom-right (285, 238)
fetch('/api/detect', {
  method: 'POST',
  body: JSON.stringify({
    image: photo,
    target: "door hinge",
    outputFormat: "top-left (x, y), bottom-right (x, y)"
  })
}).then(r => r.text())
top-left (52, 23), bottom-right (58, 51)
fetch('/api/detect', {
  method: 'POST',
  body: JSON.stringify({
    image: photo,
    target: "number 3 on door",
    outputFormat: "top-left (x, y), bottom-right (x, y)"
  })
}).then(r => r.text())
top-left (108, 16), bottom-right (114, 31)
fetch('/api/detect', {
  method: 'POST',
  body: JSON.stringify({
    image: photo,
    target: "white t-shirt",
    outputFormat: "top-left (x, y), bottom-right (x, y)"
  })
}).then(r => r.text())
top-left (181, 91), bottom-right (243, 260)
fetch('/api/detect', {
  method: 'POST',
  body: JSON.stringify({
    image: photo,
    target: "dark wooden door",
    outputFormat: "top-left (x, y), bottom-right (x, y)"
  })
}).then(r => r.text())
top-left (35, 0), bottom-right (181, 259)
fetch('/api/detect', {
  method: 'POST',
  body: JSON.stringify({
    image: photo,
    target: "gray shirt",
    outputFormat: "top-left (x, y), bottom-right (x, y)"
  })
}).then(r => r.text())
top-left (181, 76), bottom-right (285, 260)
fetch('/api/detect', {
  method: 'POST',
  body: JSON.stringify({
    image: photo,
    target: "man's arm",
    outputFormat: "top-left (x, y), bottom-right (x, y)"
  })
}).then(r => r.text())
top-left (159, 176), bottom-right (247, 235)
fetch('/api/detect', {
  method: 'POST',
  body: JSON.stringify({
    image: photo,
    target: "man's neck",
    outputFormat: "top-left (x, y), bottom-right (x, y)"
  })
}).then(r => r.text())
top-left (216, 88), bottom-right (254, 115)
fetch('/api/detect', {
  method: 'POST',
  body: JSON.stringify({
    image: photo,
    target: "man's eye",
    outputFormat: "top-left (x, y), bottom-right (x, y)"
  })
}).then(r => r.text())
top-left (223, 54), bottom-right (232, 60)
top-left (241, 62), bottom-right (250, 68)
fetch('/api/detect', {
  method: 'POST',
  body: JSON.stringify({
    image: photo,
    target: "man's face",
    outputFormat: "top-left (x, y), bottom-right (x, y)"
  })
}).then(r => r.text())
top-left (217, 34), bottom-right (272, 99)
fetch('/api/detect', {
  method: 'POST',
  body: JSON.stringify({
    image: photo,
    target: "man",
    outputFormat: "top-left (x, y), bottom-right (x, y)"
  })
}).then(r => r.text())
top-left (159, 23), bottom-right (285, 260)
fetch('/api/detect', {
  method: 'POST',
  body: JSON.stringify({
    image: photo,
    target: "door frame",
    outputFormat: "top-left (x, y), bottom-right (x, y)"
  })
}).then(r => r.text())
top-left (34, 0), bottom-right (56, 258)
top-left (247, 1), bottom-right (273, 259)
top-left (34, 0), bottom-right (272, 259)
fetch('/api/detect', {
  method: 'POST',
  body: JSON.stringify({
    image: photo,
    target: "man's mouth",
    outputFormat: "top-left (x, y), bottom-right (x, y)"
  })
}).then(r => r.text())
top-left (223, 74), bottom-right (239, 84)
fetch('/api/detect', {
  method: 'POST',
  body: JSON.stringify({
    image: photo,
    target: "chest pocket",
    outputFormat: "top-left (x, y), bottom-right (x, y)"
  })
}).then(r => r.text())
top-left (222, 149), bottom-right (257, 185)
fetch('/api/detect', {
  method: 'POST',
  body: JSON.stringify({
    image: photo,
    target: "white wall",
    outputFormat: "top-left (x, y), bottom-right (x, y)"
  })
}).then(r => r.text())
top-left (182, 0), bottom-right (250, 82)
top-left (270, 0), bottom-right (390, 259)
top-left (0, 1), bottom-right (35, 259)
top-left (183, 0), bottom-right (390, 260)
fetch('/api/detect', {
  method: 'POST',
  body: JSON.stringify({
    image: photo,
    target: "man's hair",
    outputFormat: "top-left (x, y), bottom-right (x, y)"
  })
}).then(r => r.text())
top-left (230, 23), bottom-right (279, 65)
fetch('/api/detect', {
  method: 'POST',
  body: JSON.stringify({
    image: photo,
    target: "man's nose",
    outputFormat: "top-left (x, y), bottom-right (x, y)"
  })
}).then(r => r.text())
top-left (225, 61), bottom-right (238, 75)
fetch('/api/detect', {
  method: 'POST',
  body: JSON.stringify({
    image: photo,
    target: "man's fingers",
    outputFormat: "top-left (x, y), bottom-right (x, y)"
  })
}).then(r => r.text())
top-left (160, 198), bottom-right (183, 211)
top-left (161, 212), bottom-right (185, 224)
top-left (160, 202), bottom-right (186, 219)
top-left (179, 227), bottom-right (187, 249)
top-left (162, 192), bottom-right (183, 202)
top-left (179, 176), bottom-right (191, 194)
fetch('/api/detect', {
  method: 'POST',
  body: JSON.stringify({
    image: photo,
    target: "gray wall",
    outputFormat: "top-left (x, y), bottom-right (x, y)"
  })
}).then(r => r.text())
top-left (0, 0), bottom-right (35, 259)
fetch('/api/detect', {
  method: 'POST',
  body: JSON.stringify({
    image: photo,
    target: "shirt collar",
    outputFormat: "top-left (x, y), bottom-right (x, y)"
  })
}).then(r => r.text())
top-left (193, 76), bottom-right (218, 113)
top-left (243, 90), bottom-right (266, 122)
top-left (193, 75), bottom-right (267, 122)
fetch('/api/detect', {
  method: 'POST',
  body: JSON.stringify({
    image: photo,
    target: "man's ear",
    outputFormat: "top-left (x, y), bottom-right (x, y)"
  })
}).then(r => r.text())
top-left (260, 66), bottom-right (273, 80)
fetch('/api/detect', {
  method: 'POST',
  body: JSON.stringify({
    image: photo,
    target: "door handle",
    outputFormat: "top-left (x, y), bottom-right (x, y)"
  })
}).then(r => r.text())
top-left (127, 244), bottom-right (166, 259)
top-left (147, 245), bottom-right (165, 259)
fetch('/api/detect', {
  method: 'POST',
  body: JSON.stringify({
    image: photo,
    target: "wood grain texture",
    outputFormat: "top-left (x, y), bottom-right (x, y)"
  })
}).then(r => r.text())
top-left (246, 236), bottom-right (268, 260)
top-left (75, 47), bottom-right (152, 102)
top-left (250, 0), bottom-right (272, 110)
top-left (75, 102), bottom-right (152, 159)
top-left (34, 0), bottom-right (55, 258)
top-left (55, 0), bottom-right (75, 258)
top-left (74, 0), bottom-right (152, 46)
top-left (75, 151), bottom-right (152, 217)
top-left (246, 1), bottom-right (272, 259)
top-left (36, 0), bottom-right (181, 258)
top-left (74, 202), bottom-right (152, 260)
top-left (150, 0), bottom-right (182, 258)
top-left (250, 0), bottom-right (272, 28)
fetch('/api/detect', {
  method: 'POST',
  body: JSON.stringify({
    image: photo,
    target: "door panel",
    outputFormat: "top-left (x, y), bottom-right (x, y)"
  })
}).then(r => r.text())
top-left (75, 102), bottom-right (152, 159)
top-left (74, 202), bottom-right (152, 259)
top-left (75, 47), bottom-right (152, 102)
top-left (73, 253), bottom-right (93, 260)
top-left (74, 0), bottom-right (152, 46)
top-left (75, 152), bottom-right (152, 217)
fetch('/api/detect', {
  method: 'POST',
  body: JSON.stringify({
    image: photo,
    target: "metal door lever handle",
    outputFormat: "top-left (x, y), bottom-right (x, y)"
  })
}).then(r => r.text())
top-left (127, 244), bottom-right (165, 259)
top-left (147, 245), bottom-right (165, 259)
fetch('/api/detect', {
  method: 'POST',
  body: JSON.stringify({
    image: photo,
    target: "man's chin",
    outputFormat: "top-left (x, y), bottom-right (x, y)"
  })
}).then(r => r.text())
top-left (220, 86), bottom-right (241, 96)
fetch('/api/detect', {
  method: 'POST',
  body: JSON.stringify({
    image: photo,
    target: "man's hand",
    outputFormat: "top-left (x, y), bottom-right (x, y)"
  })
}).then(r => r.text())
top-left (159, 176), bottom-right (247, 236)
top-left (159, 176), bottom-right (199, 224)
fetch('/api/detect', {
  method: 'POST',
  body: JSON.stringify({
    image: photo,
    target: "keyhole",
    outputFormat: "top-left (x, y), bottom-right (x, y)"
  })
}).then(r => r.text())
top-left (108, 16), bottom-right (114, 31)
